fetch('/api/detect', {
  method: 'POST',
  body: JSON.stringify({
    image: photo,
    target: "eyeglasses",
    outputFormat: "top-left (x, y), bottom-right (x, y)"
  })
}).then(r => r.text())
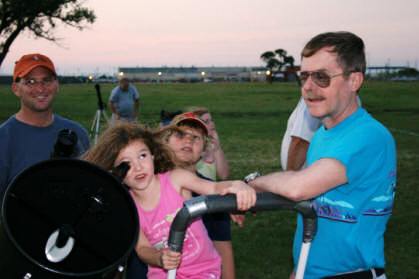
top-left (299, 71), bottom-right (347, 88)
top-left (19, 77), bottom-right (56, 88)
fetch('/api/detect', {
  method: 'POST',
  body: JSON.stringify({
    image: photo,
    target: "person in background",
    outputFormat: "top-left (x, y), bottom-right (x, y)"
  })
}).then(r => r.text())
top-left (189, 107), bottom-right (230, 180)
top-left (157, 112), bottom-right (237, 279)
top-left (280, 98), bottom-right (321, 171)
top-left (0, 53), bottom-right (89, 204)
top-left (159, 109), bottom-right (183, 127)
top-left (109, 76), bottom-right (140, 124)
top-left (247, 31), bottom-right (396, 278)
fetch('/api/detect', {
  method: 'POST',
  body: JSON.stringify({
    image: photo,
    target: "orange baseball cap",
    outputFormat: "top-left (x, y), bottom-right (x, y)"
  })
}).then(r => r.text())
top-left (170, 112), bottom-right (209, 135)
top-left (13, 53), bottom-right (56, 81)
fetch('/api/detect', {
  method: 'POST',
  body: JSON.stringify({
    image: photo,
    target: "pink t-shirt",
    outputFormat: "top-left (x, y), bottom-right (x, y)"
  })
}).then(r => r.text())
top-left (133, 172), bottom-right (221, 279)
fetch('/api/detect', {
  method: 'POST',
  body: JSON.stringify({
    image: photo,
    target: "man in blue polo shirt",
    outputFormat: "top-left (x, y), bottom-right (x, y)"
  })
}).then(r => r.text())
top-left (109, 77), bottom-right (140, 123)
top-left (247, 31), bottom-right (396, 279)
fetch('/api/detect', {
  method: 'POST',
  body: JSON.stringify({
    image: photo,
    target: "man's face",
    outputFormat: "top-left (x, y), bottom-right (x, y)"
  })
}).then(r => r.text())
top-left (12, 66), bottom-right (58, 113)
top-left (300, 47), bottom-right (358, 128)
top-left (166, 126), bottom-right (205, 166)
top-left (119, 79), bottom-right (129, 91)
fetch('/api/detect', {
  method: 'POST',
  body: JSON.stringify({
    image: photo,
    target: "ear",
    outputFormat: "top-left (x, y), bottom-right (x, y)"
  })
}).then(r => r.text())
top-left (11, 82), bottom-right (21, 97)
top-left (349, 72), bottom-right (364, 92)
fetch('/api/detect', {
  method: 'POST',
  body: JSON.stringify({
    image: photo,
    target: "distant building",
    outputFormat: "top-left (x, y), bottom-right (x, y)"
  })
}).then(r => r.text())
top-left (117, 66), bottom-right (268, 82)
top-left (366, 66), bottom-right (410, 77)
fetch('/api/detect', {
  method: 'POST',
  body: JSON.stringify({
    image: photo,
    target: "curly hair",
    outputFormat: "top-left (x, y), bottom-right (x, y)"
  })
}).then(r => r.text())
top-left (83, 123), bottom-right (175, 174)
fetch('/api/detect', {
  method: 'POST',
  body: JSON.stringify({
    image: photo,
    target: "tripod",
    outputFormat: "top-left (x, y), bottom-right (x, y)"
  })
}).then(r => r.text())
top-left (90, 84), bottom-right (109, 144)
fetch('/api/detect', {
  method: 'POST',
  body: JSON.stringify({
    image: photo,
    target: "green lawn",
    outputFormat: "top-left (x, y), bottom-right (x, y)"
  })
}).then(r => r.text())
top-left (1, 81), bottom-right (418, 278)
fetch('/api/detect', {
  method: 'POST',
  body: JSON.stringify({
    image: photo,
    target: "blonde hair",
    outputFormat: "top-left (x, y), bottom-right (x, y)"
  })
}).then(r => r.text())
top-left (83, 123), bottom-right (175, 174)
top-left (154, 125), bottom-right (207, 168)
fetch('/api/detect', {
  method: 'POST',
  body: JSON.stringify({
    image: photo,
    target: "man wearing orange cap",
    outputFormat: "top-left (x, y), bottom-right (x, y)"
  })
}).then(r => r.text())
top-left (0, 53), bottom-right (90, 202)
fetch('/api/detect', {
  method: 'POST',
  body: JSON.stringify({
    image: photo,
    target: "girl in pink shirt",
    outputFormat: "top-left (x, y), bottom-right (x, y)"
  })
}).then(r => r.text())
top-left (84, 123), bottom-right (256, 278)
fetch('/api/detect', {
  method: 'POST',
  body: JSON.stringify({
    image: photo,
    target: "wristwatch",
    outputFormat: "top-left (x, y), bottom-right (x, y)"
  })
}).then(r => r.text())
top-left (244, 172), bottom-right (261, 183)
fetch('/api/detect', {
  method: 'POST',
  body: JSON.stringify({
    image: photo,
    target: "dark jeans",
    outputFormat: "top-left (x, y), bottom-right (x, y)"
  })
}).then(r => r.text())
top-left (324, 268), bottom-right (385, 279)
top-left (125, 251), bottom-right (148, 279)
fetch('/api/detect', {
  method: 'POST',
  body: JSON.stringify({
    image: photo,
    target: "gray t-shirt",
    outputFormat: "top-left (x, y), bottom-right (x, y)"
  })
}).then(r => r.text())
top-left (109, 84), bottom-right (140, 118)
top-left (0, 115), bottom-right (90, 201)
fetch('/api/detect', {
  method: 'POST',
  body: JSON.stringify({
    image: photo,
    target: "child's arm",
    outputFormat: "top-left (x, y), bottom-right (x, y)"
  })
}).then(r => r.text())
top-left (170, 168), bottom-right (256, 211)
top-left (136, 229), bottom-right (181, 270)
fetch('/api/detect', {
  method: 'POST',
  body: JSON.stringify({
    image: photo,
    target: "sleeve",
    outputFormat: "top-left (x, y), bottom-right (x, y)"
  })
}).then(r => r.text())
top-left (343, 128), bottom-right (389, 185)
top-left (289, 99), bottom-right (321, 142)
top-left (318, 126), bottom-right (385, 193)
top-left (76, 126), bottom-right (91, 153)
top-left (0, 161), bottom-right (9, 200)
top-left (0, 133), bottom-right (10, 200)
top-left (109, 87), bottom-right (118, 102)
top-left (130, 85), bottom-right (140, 100)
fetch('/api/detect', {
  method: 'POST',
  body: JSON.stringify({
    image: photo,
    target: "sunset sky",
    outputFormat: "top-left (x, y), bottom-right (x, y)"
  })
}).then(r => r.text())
top-left (1, 0), bottom-right (418, 76)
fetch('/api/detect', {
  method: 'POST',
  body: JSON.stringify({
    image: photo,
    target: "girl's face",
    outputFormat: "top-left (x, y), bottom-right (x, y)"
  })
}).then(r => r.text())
top-left (114, 140), bottom-right (155, 191)
top-left (166, 126), bottom-right (205, 166)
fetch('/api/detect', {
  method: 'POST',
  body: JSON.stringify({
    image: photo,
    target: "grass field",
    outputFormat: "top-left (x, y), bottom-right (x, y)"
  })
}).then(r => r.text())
top-left (1, 81), bottom-right (418, 278)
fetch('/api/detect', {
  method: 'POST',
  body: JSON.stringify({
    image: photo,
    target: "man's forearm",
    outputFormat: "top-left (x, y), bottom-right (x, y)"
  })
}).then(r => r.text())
top-left (286, 136), bottom-right (310, 171)
top-left (134, 100), bottom-right (140, 116)
top-left (249, 159), bottom-right (348, 202)
top-left (109, 102), bottom-right (117, 114)
top-left (248, 171), bottom-right (300, 200)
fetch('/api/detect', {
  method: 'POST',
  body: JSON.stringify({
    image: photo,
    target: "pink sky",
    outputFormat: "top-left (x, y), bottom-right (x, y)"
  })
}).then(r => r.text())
top-left (1, 0), bottom-right (419, 75)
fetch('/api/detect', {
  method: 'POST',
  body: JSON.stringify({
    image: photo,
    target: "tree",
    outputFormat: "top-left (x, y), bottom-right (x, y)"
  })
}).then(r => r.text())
top-left (397, 67), bottom-right (419, 77)
top-left (0, 0), bottom-right (96, 67)
top-left (260, 48), bottom-right (298, 84)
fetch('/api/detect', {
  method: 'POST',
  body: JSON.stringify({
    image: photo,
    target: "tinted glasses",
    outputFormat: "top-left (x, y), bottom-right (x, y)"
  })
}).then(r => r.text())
top-left (299, 70), bottom-right (346, 88)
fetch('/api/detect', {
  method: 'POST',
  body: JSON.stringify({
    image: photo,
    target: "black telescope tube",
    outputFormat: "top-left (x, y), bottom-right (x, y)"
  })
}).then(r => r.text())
top-left (168, 192), bottom-right (317, 252)
top-left (95, 83), bottom-right (105, 111)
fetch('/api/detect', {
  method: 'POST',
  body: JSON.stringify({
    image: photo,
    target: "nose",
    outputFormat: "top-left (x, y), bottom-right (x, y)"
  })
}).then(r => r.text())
top-left (301, 75), bottom-right (315, 92)
top-left (302, 80), bottom-right (318, 101)
top-left (33, 82), bottom-right (46, 92)
top-left (131, 160), bottom-right (143, 171)
top-left (182, 133), bottom-right (194, 143)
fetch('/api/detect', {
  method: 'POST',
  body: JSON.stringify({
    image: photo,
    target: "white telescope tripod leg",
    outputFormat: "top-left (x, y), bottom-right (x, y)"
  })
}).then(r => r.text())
top-left (295, 242), bottom-right (311, 279)
top-left (167, 268), bottom-right (176, 279)
top-left (94, 110), bottom-right (101, 144)
top-left (90, 111), bottom-right (98, 134)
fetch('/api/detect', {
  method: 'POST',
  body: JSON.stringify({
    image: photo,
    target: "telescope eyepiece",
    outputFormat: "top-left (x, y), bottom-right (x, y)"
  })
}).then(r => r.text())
top-left (52, 129), bottom-right (78, 158)
top-left (112, 162), bottom-right (130, 182)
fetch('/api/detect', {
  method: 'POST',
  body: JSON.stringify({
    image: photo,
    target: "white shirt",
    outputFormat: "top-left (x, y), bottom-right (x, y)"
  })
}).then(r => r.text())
top-left (280, 98), bottom-right (321, 170)
top-left (280, 96), bottom-right (362, 170)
